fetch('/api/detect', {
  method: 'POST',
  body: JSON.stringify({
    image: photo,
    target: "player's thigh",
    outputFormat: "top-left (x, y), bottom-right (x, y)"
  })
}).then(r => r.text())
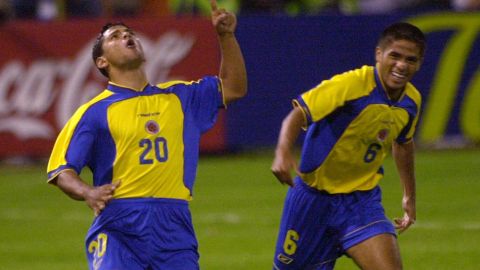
top-left (273, 183), bottom-right (340, 270)
top-left (341, 187), bottom-right (401, 269)
top-left (346, 233), bottom-right (402, 270)
top-left (150, 203), bottom-right (200, 270)
top-left (86, 231), bottom-right (146, 270)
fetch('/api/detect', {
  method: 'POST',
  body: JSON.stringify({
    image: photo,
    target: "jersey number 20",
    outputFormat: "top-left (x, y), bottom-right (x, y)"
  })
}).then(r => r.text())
top-left (139, 137), bottom-right (168, 164)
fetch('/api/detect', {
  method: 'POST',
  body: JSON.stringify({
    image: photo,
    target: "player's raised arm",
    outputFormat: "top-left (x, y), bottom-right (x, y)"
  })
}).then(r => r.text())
top-left (210, 0), bottom-right (247, 104)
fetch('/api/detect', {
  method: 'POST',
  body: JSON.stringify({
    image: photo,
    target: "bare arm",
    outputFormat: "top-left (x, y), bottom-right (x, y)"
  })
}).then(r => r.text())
top-left (392, 140), bottom-right (416, 233)
top-left (52, 170), bottom-right (120, 216)
top-left (210, 0), bottom-right (247, 104)
top-left (271, 106), bottom-right (305, 187)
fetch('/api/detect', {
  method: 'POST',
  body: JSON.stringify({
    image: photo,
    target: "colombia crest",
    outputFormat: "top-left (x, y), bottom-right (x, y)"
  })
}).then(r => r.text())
top-left (377, 128), bottom-right (389, 142)
top-left (145, 120), bottom-right (160, 135)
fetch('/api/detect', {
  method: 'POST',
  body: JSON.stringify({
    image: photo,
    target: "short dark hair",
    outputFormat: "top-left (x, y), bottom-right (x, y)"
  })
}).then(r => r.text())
top-left (92, 22), bottom-right (129, 78)
top-left (378, 22), bottom-right (426, 58)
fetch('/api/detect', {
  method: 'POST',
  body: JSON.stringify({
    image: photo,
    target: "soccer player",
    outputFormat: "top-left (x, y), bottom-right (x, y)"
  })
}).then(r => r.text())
top-left (46, 1), bottom-right (246, 269)
top-left (271, 22), bottom-right (425, 270)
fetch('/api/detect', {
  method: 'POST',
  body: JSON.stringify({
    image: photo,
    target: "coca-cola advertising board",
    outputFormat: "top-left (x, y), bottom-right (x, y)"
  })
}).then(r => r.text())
top-left (0, 17), bottom-right (225, 158)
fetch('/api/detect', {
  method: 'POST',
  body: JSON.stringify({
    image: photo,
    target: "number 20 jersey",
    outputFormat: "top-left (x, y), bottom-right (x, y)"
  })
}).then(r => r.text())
top-left (47, 76), bottom-right (223, 201)
top-left (294, 65), bottom-right (422, 194)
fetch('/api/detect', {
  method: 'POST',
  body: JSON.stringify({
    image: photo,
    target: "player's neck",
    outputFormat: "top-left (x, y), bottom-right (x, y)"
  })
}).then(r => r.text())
top-left (386, 88), bottom-right (404, 102)
top-left (109, 69), bottom-right (148, 91)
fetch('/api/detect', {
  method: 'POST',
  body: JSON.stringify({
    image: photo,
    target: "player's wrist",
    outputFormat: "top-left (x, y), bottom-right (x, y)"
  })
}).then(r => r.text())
top-left (275, 146), bottom-right (292, 157)
top-left (80, 185), bottom-right (95, 201)
top-left (218, 31), bottom-right (235, 39)
top-left (402, 193), bottom-right (416, 202)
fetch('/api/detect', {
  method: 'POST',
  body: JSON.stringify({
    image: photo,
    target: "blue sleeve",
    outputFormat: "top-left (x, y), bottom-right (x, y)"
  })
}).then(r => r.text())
top-left (396, 114), bottom-right (415, 144)
top-left (182, 76), bottom-right (224, 133)
top-left (47, 108), bottom-right (96, 181)
top-left (395, 94), bottom-right (420, 144)
top-left (65, 112), bottom-right (97, 174)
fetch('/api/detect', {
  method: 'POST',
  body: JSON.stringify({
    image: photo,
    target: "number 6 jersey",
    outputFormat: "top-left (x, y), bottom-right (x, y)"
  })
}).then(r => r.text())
top-left (47, 76), bottom-right (223, 201)
top-left (294, 65), bottom-right (421, 194)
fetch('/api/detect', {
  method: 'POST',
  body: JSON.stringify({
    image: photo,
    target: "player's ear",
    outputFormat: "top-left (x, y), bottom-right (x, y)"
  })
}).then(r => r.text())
top-left (375, 46), bottom-right (382, 63)
top-left (95, 56), bottom-right (108, 70)
top-left (415, 57), bottom-right (423, 72)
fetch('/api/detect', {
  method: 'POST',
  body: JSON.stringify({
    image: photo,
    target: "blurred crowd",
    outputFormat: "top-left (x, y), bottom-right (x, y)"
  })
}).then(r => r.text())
top-left (0, 0), bottom-right (479, 23)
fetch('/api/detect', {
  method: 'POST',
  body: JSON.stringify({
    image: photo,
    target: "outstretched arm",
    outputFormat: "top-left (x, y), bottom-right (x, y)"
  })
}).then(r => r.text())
top-left (392, 140), bottom-right (416, 233)
top-left (51, 170), bottom-right (120, 216)
top-left (210, 0), bottom-right (247, 104)
top-left (271, 106), bottom-right (305, 187)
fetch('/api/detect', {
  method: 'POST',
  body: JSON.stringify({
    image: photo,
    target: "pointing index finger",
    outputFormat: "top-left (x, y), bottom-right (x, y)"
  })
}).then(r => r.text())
top-left (210, 0), bottom-right (218, 11)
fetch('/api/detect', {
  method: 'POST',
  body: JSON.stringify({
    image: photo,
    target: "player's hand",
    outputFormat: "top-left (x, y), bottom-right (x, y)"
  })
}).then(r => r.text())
top-left (394, 195), bottom-right (416, 233)
top-left (271, 149), bottom-right (298, 187)
top-left (84, 181), bottom-right (121, 216)
top-left (210, 0), bottom-right (237, 36)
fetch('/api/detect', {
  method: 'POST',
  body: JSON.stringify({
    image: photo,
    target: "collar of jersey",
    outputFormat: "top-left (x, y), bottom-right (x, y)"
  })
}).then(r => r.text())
top-left (373, 67), bottom-right (403, 106)
top-left (107, 82), bottom-right (153, 95)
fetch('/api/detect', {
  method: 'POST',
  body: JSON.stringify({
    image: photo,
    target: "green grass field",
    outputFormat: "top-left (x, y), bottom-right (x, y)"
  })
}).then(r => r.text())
top-left (0, 149), bottom-right (479, 269)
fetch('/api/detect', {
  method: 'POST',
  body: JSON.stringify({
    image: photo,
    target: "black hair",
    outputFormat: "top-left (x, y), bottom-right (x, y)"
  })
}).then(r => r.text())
top-left (378, 22), bottom-right (426, 58)
top-left (92, 22), bottom-right (129, 78)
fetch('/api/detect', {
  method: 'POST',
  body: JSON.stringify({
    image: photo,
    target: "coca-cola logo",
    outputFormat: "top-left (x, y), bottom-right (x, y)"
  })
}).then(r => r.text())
top-left (0, 31), bottom-right (195, 140)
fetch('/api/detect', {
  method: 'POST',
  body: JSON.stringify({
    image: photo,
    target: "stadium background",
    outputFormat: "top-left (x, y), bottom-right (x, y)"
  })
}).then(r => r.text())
top-left (0, 1), bottom-right (479, 269)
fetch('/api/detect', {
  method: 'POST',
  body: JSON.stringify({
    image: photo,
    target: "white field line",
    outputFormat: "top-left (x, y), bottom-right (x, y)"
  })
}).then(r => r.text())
top-left (0, 209), bottom-right (91, 222)
top-left (413, 221), bottom-right (480, 231)
top-left (0, 209), bottom-right (242, 224)
top-left (1, 209), bottom-right (479, 231)
top-left (197, 212), bottom-right (242, 224)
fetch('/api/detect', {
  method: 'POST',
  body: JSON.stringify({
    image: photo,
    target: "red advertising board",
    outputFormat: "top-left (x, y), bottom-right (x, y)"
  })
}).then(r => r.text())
top-left (0, 17), bottom-right (225, 158)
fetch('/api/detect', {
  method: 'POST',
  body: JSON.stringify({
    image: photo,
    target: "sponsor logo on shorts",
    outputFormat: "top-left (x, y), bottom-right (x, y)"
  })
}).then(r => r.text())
top-left (277, 253), bottom-right (294, 264)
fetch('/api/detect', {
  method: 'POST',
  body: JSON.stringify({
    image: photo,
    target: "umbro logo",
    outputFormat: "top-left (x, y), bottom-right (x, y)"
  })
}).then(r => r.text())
top-left (277, 253), bottom-right (294, 264)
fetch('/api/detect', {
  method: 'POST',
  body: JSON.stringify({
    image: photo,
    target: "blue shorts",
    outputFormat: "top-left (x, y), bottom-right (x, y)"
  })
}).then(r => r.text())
top-left (85, 198), bottom-right (199, 270)
top-left (273, 178), bottom-right (396, 270)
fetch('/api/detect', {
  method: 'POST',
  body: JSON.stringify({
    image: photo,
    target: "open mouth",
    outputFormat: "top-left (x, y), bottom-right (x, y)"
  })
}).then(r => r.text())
top-left (126, 39), bottom-right (136, 48)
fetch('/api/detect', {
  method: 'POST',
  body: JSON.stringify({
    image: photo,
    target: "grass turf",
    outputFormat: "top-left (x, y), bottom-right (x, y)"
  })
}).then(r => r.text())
top-left (0, 149), bottom-right (479, 269)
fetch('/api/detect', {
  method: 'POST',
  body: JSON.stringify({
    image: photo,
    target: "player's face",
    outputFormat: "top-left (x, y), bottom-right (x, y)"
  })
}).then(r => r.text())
top-left (375, 39), bottom-right (422, 93)
top-left (100, 25), bottom-right (145, 69)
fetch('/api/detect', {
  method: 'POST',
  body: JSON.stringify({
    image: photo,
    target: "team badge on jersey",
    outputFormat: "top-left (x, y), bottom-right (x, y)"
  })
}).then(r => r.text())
top-left (377, 129), bottom-right (389, 142)
top-left (145, 120), bottom-right (160, 135)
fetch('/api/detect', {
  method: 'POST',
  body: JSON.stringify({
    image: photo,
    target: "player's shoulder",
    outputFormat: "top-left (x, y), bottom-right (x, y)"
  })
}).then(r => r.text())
top-left (155, 76), bottom-right (219, 90)
top-left (86, 89), bottom-right (117, 107)
top-left (332, 65), bottom-right (374, 84)
top-left (156, 80), bottom-right (194, 89)
top-left (323, 65), bottom-right (375, 96)
top-left (70, 90), bottom-right (115, 120)
top-left (404, 82), bottom-right (422, 105)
